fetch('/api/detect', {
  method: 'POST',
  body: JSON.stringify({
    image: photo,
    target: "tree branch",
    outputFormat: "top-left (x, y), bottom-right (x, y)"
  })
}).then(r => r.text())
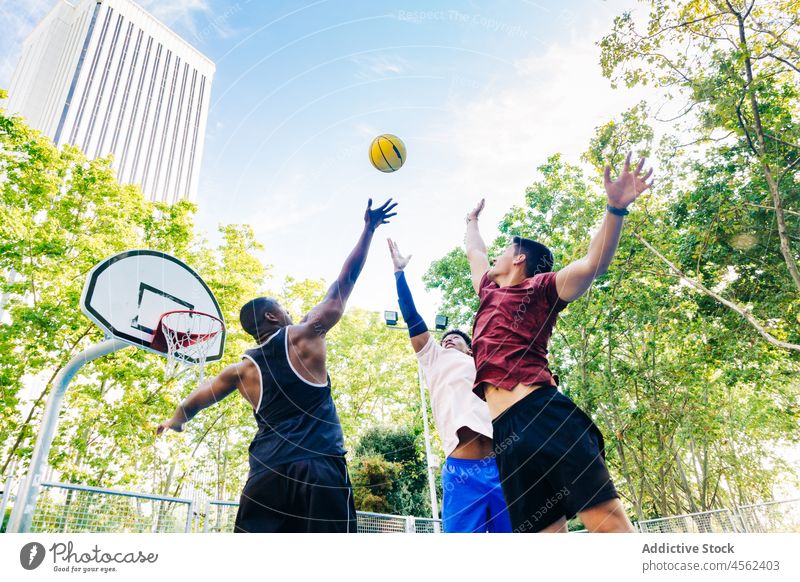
top-left (745, 202), bottom-right (800, 218)
top-left (633, 233), bottom-right (800, 353)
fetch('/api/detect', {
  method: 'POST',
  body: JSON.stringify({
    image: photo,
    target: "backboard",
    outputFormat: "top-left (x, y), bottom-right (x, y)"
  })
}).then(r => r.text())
top-left (81, 250), bottom-right (225, 364)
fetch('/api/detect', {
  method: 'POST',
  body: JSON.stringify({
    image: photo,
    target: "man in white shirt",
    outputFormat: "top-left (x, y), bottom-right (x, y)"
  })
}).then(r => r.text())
top-left (388, 239), bottom-right (512, 533)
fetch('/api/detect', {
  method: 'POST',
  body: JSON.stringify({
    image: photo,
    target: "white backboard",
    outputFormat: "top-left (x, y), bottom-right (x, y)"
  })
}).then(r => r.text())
top-left (81, 250), bottom-right (225, 363)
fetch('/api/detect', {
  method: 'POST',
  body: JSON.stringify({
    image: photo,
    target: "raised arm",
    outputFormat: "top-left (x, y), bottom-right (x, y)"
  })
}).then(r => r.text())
top-left (555, 153), bottom-right (653, 302)
top-left (300, 198), bottom-right (397, 335)
top-left (465, 198), bottom-right (490, 294)
top-left (387, 239), bottom-right (430, 353)
top-left (156, 361), bottom-right (249, 434)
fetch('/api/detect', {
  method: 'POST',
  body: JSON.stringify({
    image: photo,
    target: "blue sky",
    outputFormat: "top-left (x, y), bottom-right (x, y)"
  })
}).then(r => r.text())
top-left (1, 0), bottom-right (652, 322)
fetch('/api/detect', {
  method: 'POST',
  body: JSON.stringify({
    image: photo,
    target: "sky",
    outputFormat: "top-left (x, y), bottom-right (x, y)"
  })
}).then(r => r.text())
top-left (0, 0), bottom-right (655, 324)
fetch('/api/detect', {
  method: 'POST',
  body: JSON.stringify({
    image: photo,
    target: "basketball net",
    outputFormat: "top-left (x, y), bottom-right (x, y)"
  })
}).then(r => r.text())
top-left (151, 310), bottom-right (224, 383)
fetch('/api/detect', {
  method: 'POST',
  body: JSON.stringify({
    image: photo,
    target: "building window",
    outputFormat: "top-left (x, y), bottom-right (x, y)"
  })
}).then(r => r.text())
top-left (164, 62), bottom-right (189, 202)
top-left (95, 20), bottom-right (133, 158)
top-left (130, 42), bottom-right (162, 188)
top-left (185, 75), bottom-right (206, 199)
top-left (120, 34), bottom-right (151, 180)
top-left (141, 49), bottom-right (172, 198)
top-left (111, 28), bottom-right (143, 157)
top-left (82, 13), bottom-right (123, 153)
top-left (68, 7), bottom-right (114, 145)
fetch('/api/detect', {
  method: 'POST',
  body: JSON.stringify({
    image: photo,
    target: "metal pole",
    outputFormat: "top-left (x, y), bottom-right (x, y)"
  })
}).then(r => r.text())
top-left (417, 365), bottom-right (440, 527)
top-left (185, 501), bottom-right (194, 533)
top-left (7, 339), bottom-right (128, 532)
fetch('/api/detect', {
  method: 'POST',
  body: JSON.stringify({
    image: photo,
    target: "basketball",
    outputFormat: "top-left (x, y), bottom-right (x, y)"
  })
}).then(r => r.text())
top-left (369, 134), bottom-right (406, 172)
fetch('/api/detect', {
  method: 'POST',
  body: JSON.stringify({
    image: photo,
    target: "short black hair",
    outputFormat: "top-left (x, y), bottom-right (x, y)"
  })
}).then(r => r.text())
top-left (239, 297), bottom-right (280, 341)
top-left (441, 329), bottom-right (472, 349)
top-left (512, 236), bottom-right (554, 277)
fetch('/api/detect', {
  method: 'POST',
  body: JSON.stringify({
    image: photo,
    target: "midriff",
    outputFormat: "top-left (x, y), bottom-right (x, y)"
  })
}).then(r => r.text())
top-left (449, 426), bottom-right (494, 460)
top-left (485, 383), bottom-right (548, 420)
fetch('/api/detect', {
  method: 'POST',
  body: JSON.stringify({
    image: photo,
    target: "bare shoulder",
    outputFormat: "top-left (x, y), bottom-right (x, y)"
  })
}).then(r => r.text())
top-left (219, 358), bottom-right (258, 383)
top-left (286, 324), bottom-right (324, 355)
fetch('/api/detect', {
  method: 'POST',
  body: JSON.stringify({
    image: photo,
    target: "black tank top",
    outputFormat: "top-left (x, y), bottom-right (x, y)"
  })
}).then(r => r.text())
top-left (242, 327), bottom-right (346, 478)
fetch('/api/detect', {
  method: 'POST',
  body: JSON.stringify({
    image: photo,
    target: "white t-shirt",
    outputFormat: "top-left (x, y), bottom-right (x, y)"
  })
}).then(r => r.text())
top-left (416, 335), bottom-right (493, 457)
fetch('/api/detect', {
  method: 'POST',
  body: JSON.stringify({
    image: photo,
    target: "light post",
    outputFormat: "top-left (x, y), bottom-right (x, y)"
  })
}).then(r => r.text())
top-left (383, 310), bottom-right (448, 528)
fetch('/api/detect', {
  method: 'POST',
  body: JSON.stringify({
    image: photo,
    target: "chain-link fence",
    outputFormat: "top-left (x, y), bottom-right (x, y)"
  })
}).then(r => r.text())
top-left (203, 500), bottom-right (239, 532)
top-left (4, 476), bottom-right (799, 534)
top-left (638, 508), bottom-right (740, 533)
top-left (737, 498), bottom-right (800, 533)
top-left (29, 482), bottom-right (194, 533)
top-left (355, 511), bottom-right (411, 533)
top-left (202, 503), bottom-right (442, 533)
top-left (413, 517), bottom-right (443, 533)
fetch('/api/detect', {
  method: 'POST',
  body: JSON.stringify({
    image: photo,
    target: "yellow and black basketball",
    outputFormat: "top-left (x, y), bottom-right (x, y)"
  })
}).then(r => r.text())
top-left (369, 134), bottom-right (406, 173)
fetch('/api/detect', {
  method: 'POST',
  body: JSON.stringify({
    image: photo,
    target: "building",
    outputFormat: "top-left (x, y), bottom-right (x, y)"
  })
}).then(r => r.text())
top-left (4, 0), bottom-right (215, 203)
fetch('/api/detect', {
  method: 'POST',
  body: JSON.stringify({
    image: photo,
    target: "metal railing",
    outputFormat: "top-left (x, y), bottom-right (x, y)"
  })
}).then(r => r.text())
top-left (3, 476), bottom-right (797, 534)
top-left (638, 508), bottom-right (740, 533)
top-left (356, 511), bottom-right (411, 533)
top-left (202, 501), bottom-right (443, 533)
top-left (203, 500), bottom-right (239, 533)
top-left (29, 481), bottom-right (194, 533)
top-left (737, 498), bottom-right (800, 533)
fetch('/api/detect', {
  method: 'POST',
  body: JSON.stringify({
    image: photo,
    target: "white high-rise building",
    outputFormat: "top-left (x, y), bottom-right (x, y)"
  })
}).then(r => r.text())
top-left (5, 0), bottom-right (215, 203)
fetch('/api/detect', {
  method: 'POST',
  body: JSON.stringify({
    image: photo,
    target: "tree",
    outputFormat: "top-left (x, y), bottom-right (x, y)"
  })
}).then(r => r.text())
top-left (599, 0), bottom-right (800, 352)
top-left (351, 425), bottom-right (433, 517)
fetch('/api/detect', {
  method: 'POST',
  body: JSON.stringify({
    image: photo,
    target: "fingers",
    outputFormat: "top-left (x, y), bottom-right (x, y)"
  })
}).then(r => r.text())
top-left (367, 198), bottom-right (373, 209)
top-left (382, 202), bottom-right (398, 214)
top-left (603, 164), bottom-right (612, 188)
top-left (383, 212), bottom-right (397, 220)
top-left (375, 198), bottom-right (394, 211)
top-left (623, 151), bottom-right (632, 173)
top-left (642, 167), bottom-right (653, 181)
top-left (634, 156), bottom-right (645, 175)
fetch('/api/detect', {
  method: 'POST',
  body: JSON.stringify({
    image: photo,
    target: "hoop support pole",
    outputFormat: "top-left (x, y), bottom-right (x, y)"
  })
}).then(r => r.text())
top-left (7, 339), bottom-right (129, 532)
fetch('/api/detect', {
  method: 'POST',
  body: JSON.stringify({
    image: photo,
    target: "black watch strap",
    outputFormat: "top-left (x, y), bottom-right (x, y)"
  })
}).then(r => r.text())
top-left (607, 204), bottom-right (629, 217)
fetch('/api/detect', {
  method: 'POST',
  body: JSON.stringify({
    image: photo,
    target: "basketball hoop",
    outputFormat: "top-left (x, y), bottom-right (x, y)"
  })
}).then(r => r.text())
top-left (151, 310), bottom-right (225, 382)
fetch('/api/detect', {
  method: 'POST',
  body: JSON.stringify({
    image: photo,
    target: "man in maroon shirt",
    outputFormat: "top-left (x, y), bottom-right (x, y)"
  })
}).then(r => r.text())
top-left (465, 153), bottom-right (652, 533)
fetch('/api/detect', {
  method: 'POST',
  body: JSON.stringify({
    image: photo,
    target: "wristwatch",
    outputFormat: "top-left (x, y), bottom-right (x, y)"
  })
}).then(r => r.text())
top-left (606, 204), bottom-right (629, 217)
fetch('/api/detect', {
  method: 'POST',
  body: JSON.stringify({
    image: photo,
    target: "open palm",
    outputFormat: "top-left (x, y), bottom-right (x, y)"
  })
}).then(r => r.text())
top-left (387, 238), bottom-right (412, 271)
top-left (604, 152), bottom-right (653, 208)
top-left (364, 198), bottom-right (398, 231)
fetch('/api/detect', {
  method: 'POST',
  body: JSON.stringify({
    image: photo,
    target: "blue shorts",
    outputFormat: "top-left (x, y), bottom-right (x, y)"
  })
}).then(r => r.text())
top-left (441, 456), bottom-right (512, 533)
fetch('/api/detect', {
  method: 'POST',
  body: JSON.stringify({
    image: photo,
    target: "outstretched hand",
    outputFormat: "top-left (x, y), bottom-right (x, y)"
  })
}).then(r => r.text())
top-left (604, 152), bottom-right (653, 209)
top-left (156, 416), bottom-right (184, 436)
top-left (467, 198), bottom-right (485, 222)
top-left (365, 198), bottom-right (398, 231)
top-left (387, 238), bottom-right (412, 271)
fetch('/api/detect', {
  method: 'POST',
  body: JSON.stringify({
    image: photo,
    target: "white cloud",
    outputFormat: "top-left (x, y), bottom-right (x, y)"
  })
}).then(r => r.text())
top-left (430, 26), bottom-right (662, 238)
top-left (137, 0), bottom-right (211, 28)
top-left (350, 53), bottom-right (411, 80)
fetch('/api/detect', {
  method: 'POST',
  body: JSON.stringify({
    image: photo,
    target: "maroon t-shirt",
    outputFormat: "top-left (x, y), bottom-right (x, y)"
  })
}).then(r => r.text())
top-left (472, 270), bottom-right (569, 400)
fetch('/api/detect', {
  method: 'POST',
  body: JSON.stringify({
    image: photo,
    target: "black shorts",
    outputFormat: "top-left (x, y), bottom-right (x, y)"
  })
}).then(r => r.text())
top-left (492, 387), bottom-right (619, 532)
top-left (234, 456), bottom-right (357, 533)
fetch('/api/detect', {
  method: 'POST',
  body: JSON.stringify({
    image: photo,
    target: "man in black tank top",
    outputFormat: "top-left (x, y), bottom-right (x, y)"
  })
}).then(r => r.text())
top-left (157, 199), bottom-right (398, 532)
